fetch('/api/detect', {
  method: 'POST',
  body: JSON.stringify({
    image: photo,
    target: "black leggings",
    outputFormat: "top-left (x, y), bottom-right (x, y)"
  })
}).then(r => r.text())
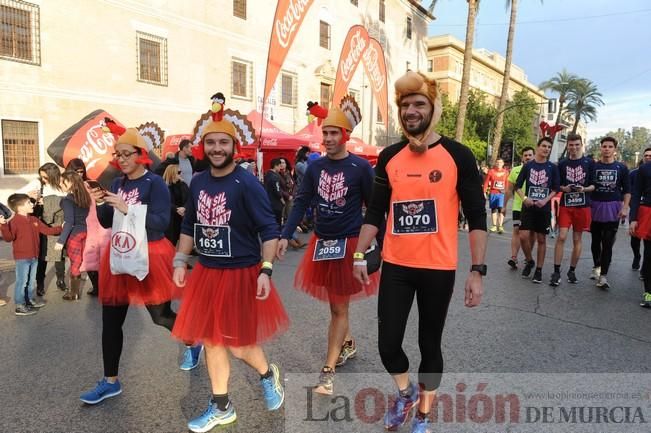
top-left (590, 221), bottom-right (619, 275)
top-left (378, 262), bottom-right (455, 391)
top-left (644, 240), bottom-right (651, 292)
top-left (102, 302), bottom-right (176, 377)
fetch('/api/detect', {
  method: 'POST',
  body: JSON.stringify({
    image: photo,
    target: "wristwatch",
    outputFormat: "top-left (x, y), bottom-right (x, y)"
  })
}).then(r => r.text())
top-left (470, 264), bottom-right (487, 276)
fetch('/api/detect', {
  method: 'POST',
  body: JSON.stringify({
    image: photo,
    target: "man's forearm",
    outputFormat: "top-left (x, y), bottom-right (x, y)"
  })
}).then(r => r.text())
top-left (468, 229), bottom-right (487, 266)
top-left (261, 238), bottom-right (279, 264)
top-left (177, 234), bottom-right (194, 255)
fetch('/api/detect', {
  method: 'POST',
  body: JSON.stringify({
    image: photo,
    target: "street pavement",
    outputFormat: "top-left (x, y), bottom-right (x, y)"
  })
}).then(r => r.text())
top-left (0, 225), bottom-right (649, 433)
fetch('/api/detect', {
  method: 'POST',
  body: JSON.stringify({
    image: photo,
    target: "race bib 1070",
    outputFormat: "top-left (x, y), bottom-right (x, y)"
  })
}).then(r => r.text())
top-left (391, 199), bottom-right (438, 235)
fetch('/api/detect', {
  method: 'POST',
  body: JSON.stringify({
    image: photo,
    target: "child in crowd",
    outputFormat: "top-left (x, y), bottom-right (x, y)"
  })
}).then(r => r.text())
top-left (0, 194), bottom-right (62, 316)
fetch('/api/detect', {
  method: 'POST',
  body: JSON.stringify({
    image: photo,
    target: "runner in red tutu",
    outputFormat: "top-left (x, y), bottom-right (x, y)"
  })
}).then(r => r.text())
top-left (277, 95), bottom-right (379, 395)
top-left (80, 127), bottom-right (188, 406)
top-left (171, 104), bottom-right (288, 431)
top-left (629, 146), bottom-right (651, 308)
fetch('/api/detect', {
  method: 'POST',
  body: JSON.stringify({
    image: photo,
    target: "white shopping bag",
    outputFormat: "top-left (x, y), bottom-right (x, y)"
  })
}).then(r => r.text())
top-left (110, 204), bottom-right (149, 281)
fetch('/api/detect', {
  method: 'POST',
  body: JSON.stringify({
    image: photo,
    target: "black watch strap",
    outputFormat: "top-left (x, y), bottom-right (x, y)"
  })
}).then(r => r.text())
top-left (259, 268), bottom-right (273, 277)
top-left (470, 264), bottom-right (487, 276)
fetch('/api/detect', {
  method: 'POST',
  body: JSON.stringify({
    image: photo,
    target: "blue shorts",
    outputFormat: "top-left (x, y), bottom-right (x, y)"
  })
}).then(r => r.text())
top-left (489, 193), bottom-right (505, 210)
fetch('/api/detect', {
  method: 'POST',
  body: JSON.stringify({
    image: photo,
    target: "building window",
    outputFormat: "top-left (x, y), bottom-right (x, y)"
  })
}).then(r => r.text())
top-left (320, 82), bottom-right (332, 109)
top-left (406, 17), bottom-right (412, 40)
top-left (136, 32), bottom-right (167, 86)
top-left (281, 72), bottom-right (297, 107)
top-left (231, 58), bottom-right (252, 99)
top-left (0, 0), bottom-right (40, 65)
top-left (233, 0), bottom-right (246, 19)
top-left (427, 59), bottom-right (433, 72)
top-left (379, 0), bottom-right (385, 23)
top-left (1, 119), bottom-right (39, 175)
top-left (319, 20), bottom-right (330, 49)
top-left (350, 0), bottom-right (358, 5)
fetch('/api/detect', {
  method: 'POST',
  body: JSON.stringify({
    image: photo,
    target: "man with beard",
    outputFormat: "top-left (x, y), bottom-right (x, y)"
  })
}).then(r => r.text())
top-left (353, 71), bottom-right (487, 433)
top-left (171, 116), bottom-right (288, 431)
top-left (276, 96), bottom-right (379, 396)
top-left (550, 134), bottom-right (595, 286)
top-left (514, 137), bottom-right (560, 284)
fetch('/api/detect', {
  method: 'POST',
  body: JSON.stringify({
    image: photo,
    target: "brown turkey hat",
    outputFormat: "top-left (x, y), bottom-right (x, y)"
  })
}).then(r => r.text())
top-left (394, 71), bottom-right (442, 153)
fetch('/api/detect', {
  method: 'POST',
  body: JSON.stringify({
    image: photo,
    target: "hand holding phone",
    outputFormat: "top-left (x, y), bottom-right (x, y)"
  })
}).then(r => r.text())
top-left (85, 180), bottom-right (104, 191)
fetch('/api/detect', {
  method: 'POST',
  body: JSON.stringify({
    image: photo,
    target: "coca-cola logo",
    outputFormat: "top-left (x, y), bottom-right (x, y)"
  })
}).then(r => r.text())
top-left (111, 231), bottom-right (136, 253)
top-left (79, 124), bottom-right (116, 171)
top-left (341, 30), bottom-right (367, 82)
top-left (275, 0), bottom-right (312, 48)
top-left (363, 44), bottom-right (385, 92)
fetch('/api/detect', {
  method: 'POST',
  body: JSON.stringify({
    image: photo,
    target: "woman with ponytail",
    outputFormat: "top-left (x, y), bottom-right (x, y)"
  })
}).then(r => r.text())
top-left (54, 171), bottom-right (91, 300)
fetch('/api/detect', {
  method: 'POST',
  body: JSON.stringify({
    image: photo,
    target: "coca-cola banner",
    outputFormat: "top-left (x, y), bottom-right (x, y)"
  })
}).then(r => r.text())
top-left (332, 25), bottom-right (370, 107)
top-left (263, 0), bottom-right (315, 103)
top-left (362, 37), bottom-right (388, 128)
top-left (47, 110), bottom-right (161, 186)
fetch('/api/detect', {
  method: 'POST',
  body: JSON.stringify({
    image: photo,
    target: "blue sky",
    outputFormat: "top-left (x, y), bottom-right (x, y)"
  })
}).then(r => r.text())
top-left (426, 0), bottom-right (651, 140)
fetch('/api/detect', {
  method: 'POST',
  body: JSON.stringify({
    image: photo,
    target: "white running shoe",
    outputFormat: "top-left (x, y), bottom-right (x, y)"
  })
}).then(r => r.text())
top-left (590, 266), bottom-right (601, 280)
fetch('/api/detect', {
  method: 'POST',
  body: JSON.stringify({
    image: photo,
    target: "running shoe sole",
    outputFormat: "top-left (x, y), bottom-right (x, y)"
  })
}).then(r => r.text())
top-left (80, 388), bottom-right (122, 405)
top-left (188, 412), bottom-right (237, 433)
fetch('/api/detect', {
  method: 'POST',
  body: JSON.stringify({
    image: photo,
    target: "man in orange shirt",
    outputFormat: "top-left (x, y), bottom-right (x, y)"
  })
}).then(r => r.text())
top-left (483, 158), bottom-right (509, 233)
top-left (353, 71), bottom-right (487, 433)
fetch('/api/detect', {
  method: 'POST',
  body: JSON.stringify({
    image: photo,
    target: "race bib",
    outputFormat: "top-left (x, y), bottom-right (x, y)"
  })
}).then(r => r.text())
top-left (564, 192), bottom-right (586, 207)
top-left (392, 199), bottom-right (438, 234)
top-left (313, 238), bottom-right (347, 261)
top-left (494, 180), bottom-right (505, 190)
top-left (194, 224), bottom-right (232, 257)
top-left (528, 186), bottom-right (550, 201)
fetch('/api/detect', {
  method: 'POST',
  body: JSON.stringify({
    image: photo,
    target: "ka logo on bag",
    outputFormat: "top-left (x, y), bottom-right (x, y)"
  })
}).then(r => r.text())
top-left (111, 231), bottom-right (136, 253)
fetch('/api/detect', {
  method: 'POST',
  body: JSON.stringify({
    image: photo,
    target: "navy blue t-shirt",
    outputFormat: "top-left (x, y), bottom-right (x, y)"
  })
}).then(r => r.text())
top-left (590, 161), bottom-right (630, 202)
top-left (630, 162), bottom-right (651, 221)
top-left (515, 160), bottom-right (560, 211)
top-left (181, 166), bottom-right (279, 269)
top-left (282, 153), bottom-right (374, 240)
top-left (558, 156), bottom-right (593, 208)
top-left (96, 171), bottom-right (170, 241)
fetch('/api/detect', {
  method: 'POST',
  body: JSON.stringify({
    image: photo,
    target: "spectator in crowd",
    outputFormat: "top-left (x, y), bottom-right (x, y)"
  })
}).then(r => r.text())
top-left (162, 164), bottom-right (190, 246)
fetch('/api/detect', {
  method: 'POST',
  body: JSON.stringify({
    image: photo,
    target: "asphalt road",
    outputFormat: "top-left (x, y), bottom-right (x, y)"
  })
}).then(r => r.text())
top-left (0, 225), bottom-right (649, 433)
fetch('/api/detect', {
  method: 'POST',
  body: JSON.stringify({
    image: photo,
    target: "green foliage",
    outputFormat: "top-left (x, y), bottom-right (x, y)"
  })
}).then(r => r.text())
top-left (501, 89), bottom-right (538, 155)
top-left (589, 127), bottom-right (651, 166)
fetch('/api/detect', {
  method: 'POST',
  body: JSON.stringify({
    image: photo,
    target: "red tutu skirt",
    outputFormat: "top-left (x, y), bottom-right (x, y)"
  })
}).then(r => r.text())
top-left (99, 238), bottom-right (181, 306)
top-left (172, 263), bottom-right (289, 347)
top-left (635, 206), bottom-right (651, 240)
top-left (294, 235), bottom-right (379, 304)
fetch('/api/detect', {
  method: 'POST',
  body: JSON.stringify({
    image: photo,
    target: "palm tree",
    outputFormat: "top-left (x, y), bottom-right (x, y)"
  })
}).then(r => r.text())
top-left (454, 0), bottom-right (480, 142)
top-left (539, 69), bottom-right (578, 129)
top-left (490, 0), bottom-right (519, 164)
top-left (566, 78), bottom-right (604, 134)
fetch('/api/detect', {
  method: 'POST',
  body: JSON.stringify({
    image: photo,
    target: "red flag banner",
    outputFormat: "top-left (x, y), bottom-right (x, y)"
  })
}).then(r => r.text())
top-left (332, 25), bottom-right (370, 107)
top-left (362, 37), bottom-right (389, 128)
top-left (263, 0), bottom-right (315, 103)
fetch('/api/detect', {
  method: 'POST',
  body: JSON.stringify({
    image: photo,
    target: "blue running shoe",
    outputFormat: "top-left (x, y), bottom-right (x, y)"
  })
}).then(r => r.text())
top-left (260, 363), bottom-right (284, 411)
top-left (187, 400), bottom-right (237, 432)
top-left (180, 344), bottom-right (203, 371)
top-left (80, 378), bottom-right (122, 405)
top-left (384, 382), bottom-right (420, 431)
top-left (411, 414), bottom-right (433, 433)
